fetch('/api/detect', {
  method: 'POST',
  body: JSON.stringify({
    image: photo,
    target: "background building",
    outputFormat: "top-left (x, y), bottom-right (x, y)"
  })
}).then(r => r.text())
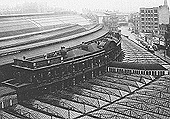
top-left (131, 12), bottom-right (141, 33)
top-left (159, 0), bottom-right (170, 35)
top-left (103, 14), bottom-right (119, 31)
top-left (159, 0), bottom-right (169, 24)
top-left (139, 0), bottom-right (169, 35)
top-left (140, 7), bottom-right (159, 34)
top-left (165, 22), bottom-right (170, 57)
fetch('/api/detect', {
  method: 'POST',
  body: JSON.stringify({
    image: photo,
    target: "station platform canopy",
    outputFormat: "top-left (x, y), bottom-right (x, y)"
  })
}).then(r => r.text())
top-left (110, 61), bottom-right (167, 70)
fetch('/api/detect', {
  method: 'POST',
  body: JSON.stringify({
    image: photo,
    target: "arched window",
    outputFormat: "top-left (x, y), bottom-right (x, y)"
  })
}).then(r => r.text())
top-left (148, 71), bottom-right (151, 75)
top-left (146, 71), bottom-right (149, 75)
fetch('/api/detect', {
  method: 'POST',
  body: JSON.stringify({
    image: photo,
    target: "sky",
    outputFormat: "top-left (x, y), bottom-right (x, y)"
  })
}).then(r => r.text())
top-left (0, 0), bottom-right (170, 13)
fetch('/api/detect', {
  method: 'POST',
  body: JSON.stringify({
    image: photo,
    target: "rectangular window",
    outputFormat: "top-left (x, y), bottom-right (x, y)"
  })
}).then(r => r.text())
top-left (154, 10), bottom-right (158, 13)
top-left (154, 14), bottom-right (158, 17)
top-left (154, 18), bottom-right (158, 21)
top-left (140, 10), bottom-right (144, 13)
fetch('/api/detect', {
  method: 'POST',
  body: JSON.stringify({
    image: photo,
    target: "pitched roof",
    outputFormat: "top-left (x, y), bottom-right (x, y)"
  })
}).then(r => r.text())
top-left (110, 62), bottom-right (167, 70)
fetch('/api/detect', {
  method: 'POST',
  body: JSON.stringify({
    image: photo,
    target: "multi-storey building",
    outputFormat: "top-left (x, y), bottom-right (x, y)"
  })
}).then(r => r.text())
top-left (165, 24), bottom-right (170, 56)
top-left (139, 0), bottom-right (169, 35)
top-left (130, 12), bottom-right (140, 33)
top-left (140, 7), bottom-right (159, 34)
top-left (159, 0), bottom-right (169, 24)
top-left (158, 0), bottom-right (169, 35)
top-left (103, 13), bottom-right (119, 31)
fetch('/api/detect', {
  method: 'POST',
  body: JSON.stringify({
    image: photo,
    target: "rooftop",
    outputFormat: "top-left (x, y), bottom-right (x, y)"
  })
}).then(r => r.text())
top-left (110, 61), bottom-right (167, 70)
top-left (0, 86), bottom-right (16, 98)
